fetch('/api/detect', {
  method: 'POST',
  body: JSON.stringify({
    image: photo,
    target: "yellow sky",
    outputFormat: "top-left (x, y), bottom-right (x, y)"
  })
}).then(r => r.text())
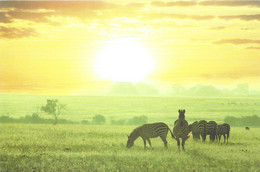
top-left (0, 0), bottom-right (260, 95)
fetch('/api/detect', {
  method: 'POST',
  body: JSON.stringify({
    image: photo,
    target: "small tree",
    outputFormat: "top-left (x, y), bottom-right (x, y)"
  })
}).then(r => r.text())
top-left (41, 99), bottom-right (66, 125)
top-left (92, 114), bottom-right (106, 125)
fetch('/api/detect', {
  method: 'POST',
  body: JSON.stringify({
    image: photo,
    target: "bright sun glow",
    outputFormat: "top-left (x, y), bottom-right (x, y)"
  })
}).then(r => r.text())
top-left (94, 38), bottom-right (155, 82)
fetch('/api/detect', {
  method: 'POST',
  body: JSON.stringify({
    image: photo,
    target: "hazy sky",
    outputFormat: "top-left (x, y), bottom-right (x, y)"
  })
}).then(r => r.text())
top-left (0, 0), bottom-right (260, 95)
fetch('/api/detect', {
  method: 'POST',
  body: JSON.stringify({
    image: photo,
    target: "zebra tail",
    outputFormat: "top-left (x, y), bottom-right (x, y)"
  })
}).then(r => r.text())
top-left (186, 133), bottom-right (192, 141)
top-left (168, 127), bottom-right (177, 141)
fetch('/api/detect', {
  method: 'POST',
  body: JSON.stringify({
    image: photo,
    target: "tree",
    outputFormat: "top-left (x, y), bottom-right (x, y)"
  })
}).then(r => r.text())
top-left (41, 99), bottom-right (66, 125)
top-left (92, 114), bottom-right (106, 125)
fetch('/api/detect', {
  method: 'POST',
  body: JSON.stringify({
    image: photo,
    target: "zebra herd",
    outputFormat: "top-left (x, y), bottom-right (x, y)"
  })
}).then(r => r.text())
top-left (189, 120), bottom-right (230, 144)
top-left (126, 109), bottom-right (230, 150)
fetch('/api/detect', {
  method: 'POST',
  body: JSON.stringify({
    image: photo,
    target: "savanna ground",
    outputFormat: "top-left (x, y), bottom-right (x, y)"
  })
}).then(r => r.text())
top-left (0, 124), bottom-right (260, 171)
top-left (0, 95), bottom-right (260, 171)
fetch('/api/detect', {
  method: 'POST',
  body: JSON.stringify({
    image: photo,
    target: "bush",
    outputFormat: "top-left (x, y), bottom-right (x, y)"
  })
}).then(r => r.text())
top-left (0, 114), bottom-right (75, 124)
top-left (81, 120), bottom-right (90, 125)
top-left (92, 114), bottom-right (106, 125)
top-left (111, 119), bottom-right (126, 125)
top-left (224, 115), bottom-right (260, 127)
top-left (127, 115), bottom-right (148, 125)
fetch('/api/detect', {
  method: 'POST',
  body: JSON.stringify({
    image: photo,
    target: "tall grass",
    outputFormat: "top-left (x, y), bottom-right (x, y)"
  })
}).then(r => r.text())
top-left (1, 124), bottom-right (260, 171)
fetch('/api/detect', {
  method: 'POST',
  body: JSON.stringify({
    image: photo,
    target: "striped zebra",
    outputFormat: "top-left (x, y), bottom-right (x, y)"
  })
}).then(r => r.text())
top-left (126, 122), bottom-right (176, 149)
top-left (216, 123), bottom-right (230, 144)
top-left (173, 109), bottom-right (190, 151)
top-left (198, 120), bottom-right (207, 142)
top-left (206, 121), bottom-right (217, 142)
top-left (189, 121), bottom-right (200, 140)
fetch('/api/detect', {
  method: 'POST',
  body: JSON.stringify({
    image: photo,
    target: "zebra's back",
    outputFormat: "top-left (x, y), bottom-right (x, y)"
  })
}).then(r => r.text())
top-left (216, 123), bottom-right (230, 135)
top-left (190, 121), bottom-right (200, 139)
top-left (139, 122), bottom-right (169, 139)
top-left (173, 119), bottom-right (189, 138)
top-left (198, 120), bottom-right (207, 141)
top-left (198, 120), bottom-right (207, 135)
top-left (206, 121), bottom-right (217, 135)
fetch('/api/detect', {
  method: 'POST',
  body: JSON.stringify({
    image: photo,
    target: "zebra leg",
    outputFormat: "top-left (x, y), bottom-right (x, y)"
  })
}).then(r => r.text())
top-left (219, 135), bottom-right (221, 143)
top-left (147, 138), bottom-right (153, 149)
top-left (224, 134), bottom-right (226, 143)
top-left (227, 132), bottom-right (229, 144)
top-left (202, 134), bottom-right (206, 142)
top-left (177, 138), bottom-right (180, 151)
top-left (160, 136), bottom-right (168, 149)
top-left (142, 138), bottom-right (147, 149)
top-left (181, 138), bottom-right (185, 151)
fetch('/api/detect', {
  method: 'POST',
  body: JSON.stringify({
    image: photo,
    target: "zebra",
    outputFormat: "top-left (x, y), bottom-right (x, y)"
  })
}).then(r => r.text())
top-left (126, 122), bottom-right (176, 149)
top-left (206, 121), bottom-right (217, 142)
top-left (173, 109), bottom-right (190, 151)
top-left (198, 120), bottom-right (207, 142)
top-left (189, 121), bottom-right (200, 140)
top-left (245, 127), bottom-right (250, 130)
top-left (216, 123), bottom-right (230, 144)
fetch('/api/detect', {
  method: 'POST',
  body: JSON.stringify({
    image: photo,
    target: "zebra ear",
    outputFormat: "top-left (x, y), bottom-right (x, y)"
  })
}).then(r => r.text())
top-left (178, 109), bottom-right (180, 113)
top-left (183, 109), bottom-right (185, 113)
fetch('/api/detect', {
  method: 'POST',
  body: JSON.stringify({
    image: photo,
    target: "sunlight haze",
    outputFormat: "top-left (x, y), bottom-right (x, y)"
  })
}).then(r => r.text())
top-left (0, 0), bottom-right (259, 95)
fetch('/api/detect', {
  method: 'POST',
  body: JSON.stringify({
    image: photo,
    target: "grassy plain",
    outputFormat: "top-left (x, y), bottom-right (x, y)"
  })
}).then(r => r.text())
top-left (1, 124), bottom-right (260, 171)
top-left (1, 94), bottom-right (260, 123)
top-left (1, 95), bottom-right (260, 171)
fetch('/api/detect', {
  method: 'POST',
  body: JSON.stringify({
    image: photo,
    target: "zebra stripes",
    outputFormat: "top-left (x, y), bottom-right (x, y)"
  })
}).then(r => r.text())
top-left (126, 122), bottom-right (175, 149)
top-left (198, 120), bottom-right (207, 142)
top-left (206, 121), bottom-right (217, 142)
top-left (126, 110), bottom-right (231, 151)
top-left (189, 121), bottom-right (200, 140)
top-left (173, 109), bottom-right (190, 151)
top-left (216, 123), bottom-right (230, 144)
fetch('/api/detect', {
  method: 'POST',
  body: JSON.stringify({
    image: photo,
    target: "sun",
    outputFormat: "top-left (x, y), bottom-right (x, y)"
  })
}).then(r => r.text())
top-left (94, 38), bottom-right (155, 82)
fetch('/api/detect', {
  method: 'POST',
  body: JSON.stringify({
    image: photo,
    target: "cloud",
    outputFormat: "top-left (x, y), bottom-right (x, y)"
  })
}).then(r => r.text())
top-left (0, 1), bottom-right (118, 10)
top-left (199, 1), bottom-right (260, 7)
top-left (246, 46), bottom-right (260, 50)
top-left (143, 13), bottom-right (214, 21)
top-left (151, 1), bottom-right (260, 7)
top-left (219, 14), bottom-right (260, 21)
top-left (213, 39), bottom-right (260, 44)
top-left (209, 26), bottom-right (226, 30)
top-left (151, 1), bottom-right (196, 7)
top-left (0, 26), bottom-right (38, 39)
top-left (0, 1), bottom-right (146, 25)
top-left (0, 12), bottom-right (11, 23)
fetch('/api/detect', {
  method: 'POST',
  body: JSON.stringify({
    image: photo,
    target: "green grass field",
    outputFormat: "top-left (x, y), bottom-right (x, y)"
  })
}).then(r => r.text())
top-left (1, 94), bottom-right (260, 123)
top-left (1, 95), bottom-right (260, 171)
top-left (1, 124), bottom-right (260, 171)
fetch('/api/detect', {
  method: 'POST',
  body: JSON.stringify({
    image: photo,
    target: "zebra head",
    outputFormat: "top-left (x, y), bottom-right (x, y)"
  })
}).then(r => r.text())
top-left (126, 135), bottom-right (134, 148)
top-left (178, 109), bottom-right (186, 120)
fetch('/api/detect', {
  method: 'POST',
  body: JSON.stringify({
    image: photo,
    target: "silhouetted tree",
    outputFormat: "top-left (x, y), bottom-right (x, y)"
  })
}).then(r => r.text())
top-left (41, 99), bottom-right (66, 125)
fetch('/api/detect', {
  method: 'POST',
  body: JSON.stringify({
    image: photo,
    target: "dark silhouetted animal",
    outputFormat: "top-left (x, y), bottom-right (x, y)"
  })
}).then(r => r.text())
top-left (188, 121), bottom-right (200, 140)
top-left (173, 109), bottom-right (190, 151)
top-left (126, 122), bottom-right (175, 149)
top-left (198, 120), bottom-right (207, 142)
top-left (245, 127), bottom-right (250, 130)
top-left (206, 121), bottom-right (217, 142)
top-left (216, 123), bottom-right (230, 144)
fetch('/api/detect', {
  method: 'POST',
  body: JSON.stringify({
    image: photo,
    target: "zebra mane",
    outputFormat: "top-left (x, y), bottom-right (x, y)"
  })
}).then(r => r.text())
top-left (129, 128), bottom-right (140, 141)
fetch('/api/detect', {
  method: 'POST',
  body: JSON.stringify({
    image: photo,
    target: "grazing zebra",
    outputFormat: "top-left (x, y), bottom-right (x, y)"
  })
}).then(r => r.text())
top-left (206, 121), bottom-right (217, 142)
top-left (189, 121), bottom-right (200, 140)
top-left (173, 109), bottom-right (190, 151)
top-left (245, 127), bottom-right (250, 130)
top-left (126, 122), bottom-right (176, 149)
top-left (198, 120), bottom-right (207, 142)
top-left (216, 123), bottom-right (230, 144)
